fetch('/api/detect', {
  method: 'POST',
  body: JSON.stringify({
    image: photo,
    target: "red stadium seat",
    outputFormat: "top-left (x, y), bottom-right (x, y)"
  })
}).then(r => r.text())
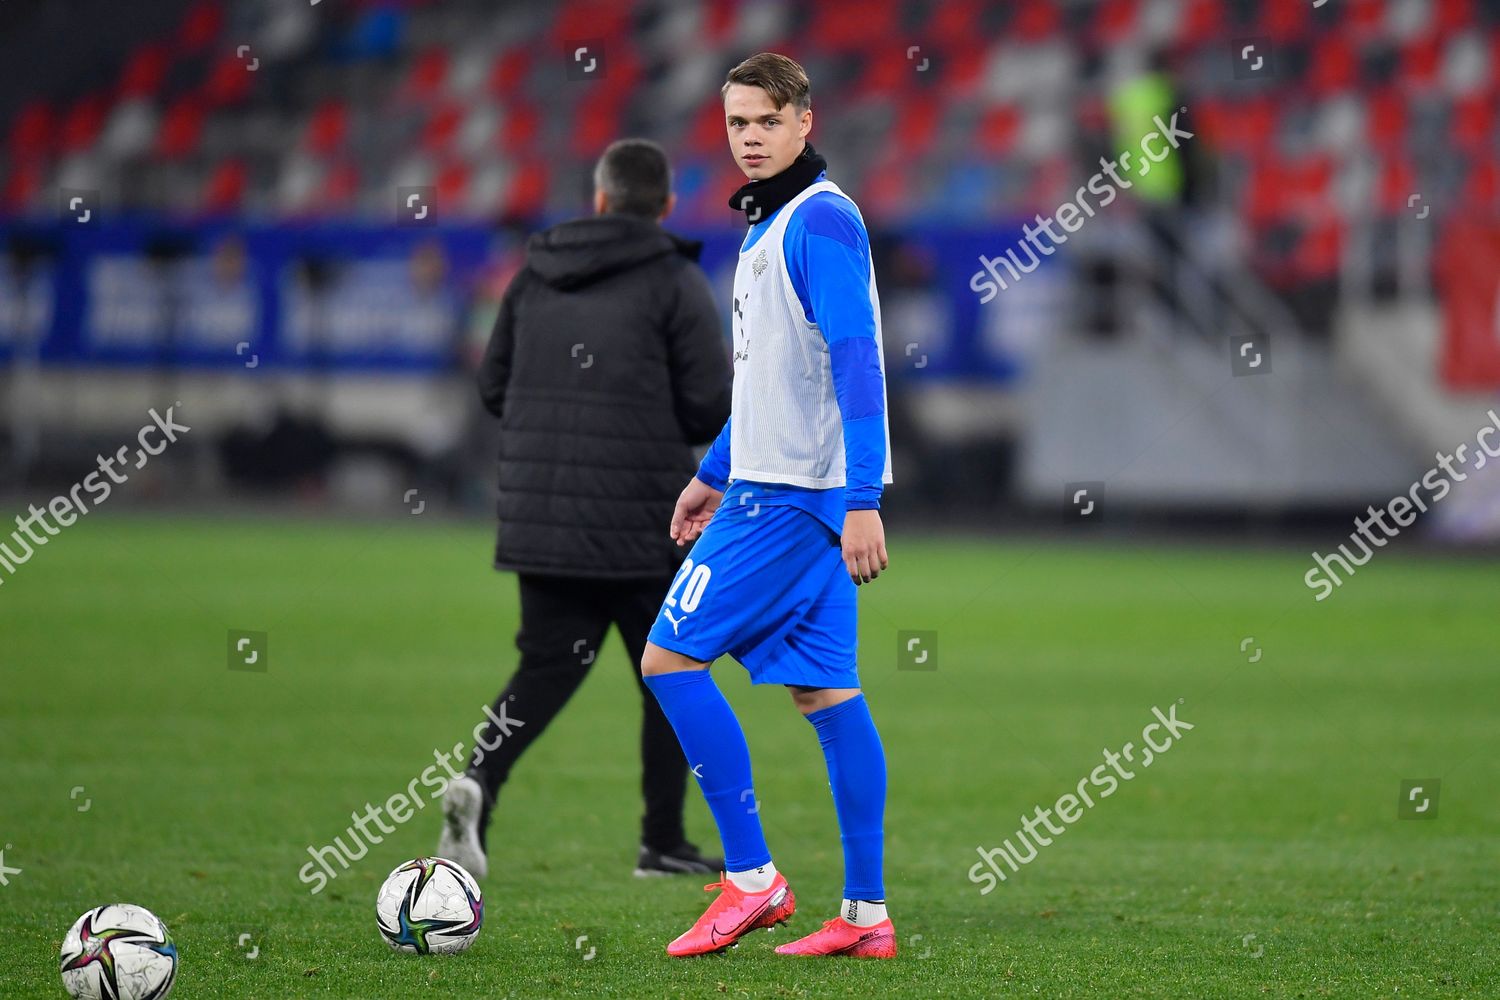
top-left (59, 95), bottom-right (108, 154)
top-left (1400, 34), bottom-right (1445, 91)
top-left (550, 1), bottom-right (632, 46)
top-left (0, 161), bottom-right (44, 212)
top-left (1259, 0), bottom-right (1314, 42)
top-left (119, 45), bottom-right (170, 100)
top-left (1433, 0), bottom-right (1476, 33)
top-left (176, 1), bottom-right (224, 55)
top-left (1306, 35), bottom-right (1359, 94)
top-left (1294, 220), bottom-right (1343, 280)
top-left (703, 0), bottom-right (736, 42)
top-left (1365, 89), bottom-right (1407, 150)
top-left (1092, 0), bottom-right (1141, 48)
top-left (155, 98), bottom-right (206, 159)
top-left (503, 158), bottom-right (549, 217)
top-left (570, 93), bottom-right (628, 158)
top-left (976, 106), bottom-right (1022, 155)
top-left (1377, 157), bottom-right (1419, 215)
top-left (201, 159), bottom-right (247, 214)
top-left (1344, 0), bottom-right (1388, 40)
top-left (928, 0), bottom-right (983, 49)
top-left (859, 155), bottom-right (911, 220)
top-left (893, 97), bottom-right (941, 156)
top-left (422, 104), bottom-right (463, 153)
top-left (488, 50), bottom-right (531, 98)
top-left (1200, 97), bottom-right (1276, 155)
top-left (1246, 157), bottom-right (1336, 225)
top-left (404, 49), bottom-right (451, 103)
top-left (807, 0), bottom-right (900, 53)
top-left (1462, 159), bottom-right (1500, 210)
top-left (322, 161), bottom-right (360, 208)
top-left (855, 51), bottom-right (912, 98)
top-left (304, 101), bottom-right (349, 156)
top-left (1451, 95), bottom-right (1495, 154)
top-left (436, 162), bottom-right (471, 206)
top-left (203, 51), bottom-right (254, 106)
top-left (1175, 0), bottom-right (1225, 45)
top-left (939, 42), bottom-right (986, 95)
top-left (1012, 1), bottom-right (1062, 42)
top-left (500, 101), bottom-right (540, 148)
top-left (686, 97), bottom-right (728, 157)
top-left (7, 102), bottom-right (54, 158)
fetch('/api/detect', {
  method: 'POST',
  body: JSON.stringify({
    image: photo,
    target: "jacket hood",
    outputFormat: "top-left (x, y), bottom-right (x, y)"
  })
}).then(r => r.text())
top-left (525, 215), bottom-right (703, 290)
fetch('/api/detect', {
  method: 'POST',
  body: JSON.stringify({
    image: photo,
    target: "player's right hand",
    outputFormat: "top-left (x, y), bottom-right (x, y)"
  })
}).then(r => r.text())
top-left (670, 477), bottom-right (723, 546)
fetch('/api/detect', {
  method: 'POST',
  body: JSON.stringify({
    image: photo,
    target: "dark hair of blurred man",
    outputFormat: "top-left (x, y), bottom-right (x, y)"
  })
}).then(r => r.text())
top-left (438, 138), bottom-right (732, 879)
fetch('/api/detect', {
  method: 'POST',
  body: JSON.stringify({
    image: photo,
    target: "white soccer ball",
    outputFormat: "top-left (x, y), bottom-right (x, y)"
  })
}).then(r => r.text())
top-left (59, 903), bottom-right (178, 1000)
top-left (375, 856), bottom-right (483, 954)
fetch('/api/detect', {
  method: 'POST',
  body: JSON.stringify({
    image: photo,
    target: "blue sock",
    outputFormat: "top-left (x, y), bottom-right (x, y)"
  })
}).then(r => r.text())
top-left (642, 670), bottom-right (770, 872)
top-left (807, 694), bottom-right (886, 900)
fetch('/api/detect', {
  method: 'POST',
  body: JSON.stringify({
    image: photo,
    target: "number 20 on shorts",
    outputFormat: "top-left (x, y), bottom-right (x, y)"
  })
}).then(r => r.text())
top-left (665, 559), bottom-right (712, 613)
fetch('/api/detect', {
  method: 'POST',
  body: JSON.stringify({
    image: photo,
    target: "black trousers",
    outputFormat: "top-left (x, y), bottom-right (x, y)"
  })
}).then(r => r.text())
top-left (467, 572), bottom-right (689, 851)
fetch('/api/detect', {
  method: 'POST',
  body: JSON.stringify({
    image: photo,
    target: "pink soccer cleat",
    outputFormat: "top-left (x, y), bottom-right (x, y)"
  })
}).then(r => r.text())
top-left (665, 873), bottom-right (796, 957)
top-left (774, 916), bottom-right (897, 958)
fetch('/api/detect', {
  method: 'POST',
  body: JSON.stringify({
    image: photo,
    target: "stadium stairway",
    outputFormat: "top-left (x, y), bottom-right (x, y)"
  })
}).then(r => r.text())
top-left (1017, 219), bottom-right (1417, 512)
top-left (1017, 328), bottom-right (1419, 512)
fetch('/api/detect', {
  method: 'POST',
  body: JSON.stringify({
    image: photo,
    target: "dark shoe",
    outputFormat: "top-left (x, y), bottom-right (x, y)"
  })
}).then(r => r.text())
top-left (634, 841), bottom-right (725, 877)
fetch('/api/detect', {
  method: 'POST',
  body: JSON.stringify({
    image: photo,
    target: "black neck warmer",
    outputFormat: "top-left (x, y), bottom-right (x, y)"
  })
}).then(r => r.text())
top-left (727, 143), bottom-right (828, 222)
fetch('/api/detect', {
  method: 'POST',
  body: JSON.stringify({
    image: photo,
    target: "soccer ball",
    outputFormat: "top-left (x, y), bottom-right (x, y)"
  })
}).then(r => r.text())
top-left (375, 857), bottom-right (483, 954)
top-left (59, 903), bottom-right (178, 1000)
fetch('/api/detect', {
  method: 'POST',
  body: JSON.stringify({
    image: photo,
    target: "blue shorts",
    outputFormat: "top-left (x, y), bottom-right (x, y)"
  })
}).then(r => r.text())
top-left (647, 482), bottom-right (859, 688)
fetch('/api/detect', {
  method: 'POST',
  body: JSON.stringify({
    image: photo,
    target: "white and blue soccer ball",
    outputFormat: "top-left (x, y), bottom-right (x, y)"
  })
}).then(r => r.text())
top-left (59, 903), bottom-right (177, 1000)
top-left (375, 857), bottom-right (483, 955)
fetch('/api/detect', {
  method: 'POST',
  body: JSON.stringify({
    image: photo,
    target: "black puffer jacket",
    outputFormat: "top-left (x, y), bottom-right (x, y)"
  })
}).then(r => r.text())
top-left (478, 214), bottom-right (731, 579)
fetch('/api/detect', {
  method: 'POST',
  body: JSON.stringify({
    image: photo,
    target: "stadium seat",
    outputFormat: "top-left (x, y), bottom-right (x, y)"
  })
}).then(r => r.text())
top-left (500, 101), bottom-right (540, 148)
top-left (59, 96), bottom-right (108, 155)
top-left (422, 104), bottom-right (464, 154)
top-left (404, 49), bottom-right (452, 103)
top-left (1364, 88), bottom-right (1408, 150)
top-left (1449, 93), bottom-right (1494, 152)
top-left (1401, 34), bottom-right (1446, 90)
top-left (503, 158), bottom-right (549, 218)
top-left (7, 102), bottom-right (54, 158)
top-left (1011, 1), bottom-right (1062, 42)
top-left (200, 159), bottom-right (248, 214)
top-left (807, 0), bottom-right (900, 53)
top-left (118, 45), bottom-right (171, 101)
top-left (155, 98), bottom-right (207, 160)
top-left (1091, 0), bottom-right (1141, 48)
top-left (0, 161), bottom-right (44, 213)
top-left (1461, 159), bottom-right (1500, 209)
top-left (1376, 156), bottom-right (1419, 216)
top-left (1307, 35), bottom-right (1360, 94)
top-left (488, 50), bottom-right (531, 98)
top-left (175, 1), bottom-right (224, 55)
top-left (304, 101), bottom-right (350, 156)
top-left (202, 51), bottom-right (255, 107)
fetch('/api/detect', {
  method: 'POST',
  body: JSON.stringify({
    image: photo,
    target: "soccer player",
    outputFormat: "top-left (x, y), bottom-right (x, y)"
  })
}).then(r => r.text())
top-left (640, 53), bottom-right (896, 959)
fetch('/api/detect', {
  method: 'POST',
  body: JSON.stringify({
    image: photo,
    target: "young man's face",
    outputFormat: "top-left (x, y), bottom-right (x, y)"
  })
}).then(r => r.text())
top-left (724, 83), bottom-right (812, 181)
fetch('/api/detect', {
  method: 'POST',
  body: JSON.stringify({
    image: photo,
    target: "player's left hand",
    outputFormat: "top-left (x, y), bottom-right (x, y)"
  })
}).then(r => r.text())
top-left (842, 509), bottom-right (888, 585)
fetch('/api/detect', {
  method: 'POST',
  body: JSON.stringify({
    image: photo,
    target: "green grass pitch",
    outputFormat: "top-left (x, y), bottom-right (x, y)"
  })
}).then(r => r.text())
top-left (1, 515), bottom-right (1495, 997)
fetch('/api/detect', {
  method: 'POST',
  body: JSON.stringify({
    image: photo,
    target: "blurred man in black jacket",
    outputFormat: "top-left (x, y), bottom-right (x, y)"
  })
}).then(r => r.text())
top-left (438, 140), bottom-right (732, 879)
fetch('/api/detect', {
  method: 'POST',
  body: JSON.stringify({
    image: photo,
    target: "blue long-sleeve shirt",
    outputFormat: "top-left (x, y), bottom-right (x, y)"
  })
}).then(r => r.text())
top-left (696, 179), bottom-right (887, 536)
